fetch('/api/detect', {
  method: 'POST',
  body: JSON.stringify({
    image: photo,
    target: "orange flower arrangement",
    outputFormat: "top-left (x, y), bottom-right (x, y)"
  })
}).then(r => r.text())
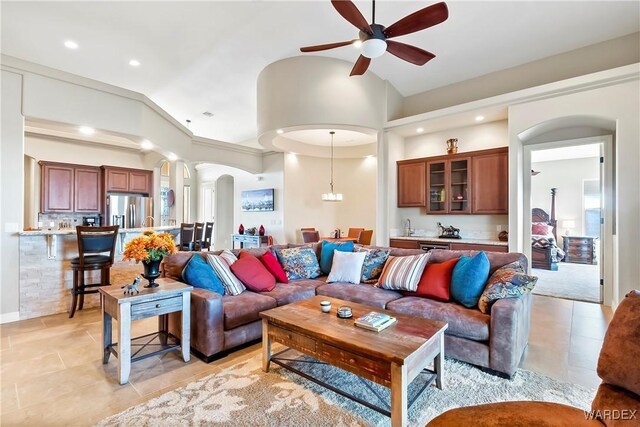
top-left (123, 230), bottom-right (177, 263)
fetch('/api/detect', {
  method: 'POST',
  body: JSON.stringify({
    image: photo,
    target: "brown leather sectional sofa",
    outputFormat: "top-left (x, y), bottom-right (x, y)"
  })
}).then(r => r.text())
top-left (165, 243), bottom-right (531, 377)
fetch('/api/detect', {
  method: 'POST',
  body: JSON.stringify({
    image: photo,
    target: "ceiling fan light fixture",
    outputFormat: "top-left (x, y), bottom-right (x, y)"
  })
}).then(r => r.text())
top-left (361, 38), bottom-right (387, 58)
top-left (353, 40), bottom-right (363, 48)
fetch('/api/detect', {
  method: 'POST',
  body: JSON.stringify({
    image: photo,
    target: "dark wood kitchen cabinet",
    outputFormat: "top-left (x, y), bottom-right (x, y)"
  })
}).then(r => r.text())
top-left (471, 149), bottom-right (508, 214)
top-left (40, 162), bottom-right (101, 213)
top-left (397, 161), bottom-right (426, 207)
top-left (103, 166), bottom-right (152, 194)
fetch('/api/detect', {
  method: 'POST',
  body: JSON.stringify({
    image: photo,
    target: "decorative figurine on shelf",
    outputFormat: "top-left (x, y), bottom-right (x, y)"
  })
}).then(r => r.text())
top-left (122, 276), bottom-right (141, 295)
top-left (446, 138), bottom-right (458, 155)
top-left (456, 193), bottom-right (464, 200)
top-left (238, 224), bottom-right (245, 234)
top-left (259, 224), bottom-right (265, 236)
top-left (246, 227), bottom-right (257, 235)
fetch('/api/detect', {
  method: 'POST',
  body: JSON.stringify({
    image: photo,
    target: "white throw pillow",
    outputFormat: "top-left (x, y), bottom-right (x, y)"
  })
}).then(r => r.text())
top-left (327, 250), bottom-right (367, 285)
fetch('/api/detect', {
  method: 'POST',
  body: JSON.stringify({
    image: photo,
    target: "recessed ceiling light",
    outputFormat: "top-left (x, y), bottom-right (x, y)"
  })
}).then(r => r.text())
top-left (167, 153), bottom-right (178, 161)
top-left (129, 59), bottom-right (140, 67)
top-left (64, 40), bottom-right (78, 49)
top-left (141, 140), bottom-right (153, 150)
top-left (475, 115), bottom-right (485, 122)
top-left (416, 127), bottom-right (424, 133)
top-left (276, 129), bottom-right (284, 134)
top-left (353, 40), bottom-right (363, 48)
top-left (79, 126), bottom-right (95, 135)
top-left (202, 111), bottom-right (214, 117)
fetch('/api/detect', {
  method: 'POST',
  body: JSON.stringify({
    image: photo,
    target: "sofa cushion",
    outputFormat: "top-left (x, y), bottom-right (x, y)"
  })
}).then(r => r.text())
top-left (387, 296), bottom-right (490, 341)
top-left (181, 253), bottom-right (225, 295)
top-left (275, 247), bottom-right (322, 280)
top-left (320, 240), bottom-right (355, 275)
top-left (478, 261), bottom-right (537, 314)
top-left (597, 290), bottom-right (640, 397)
top-left (261, 280), bottom-right (323, 306)
top-left (316, 283), bottom-right (402, 309)
top-left (451, 251), bottom-right (490, 308)
top-left (207, 254), bottom-right (246, 296)
top-left (222, 291), bottom-right (277, 330)
top-left (259, 251), bottom-right (288, 284)
top-left (356, 247), bottom-right (390, 283)
top-left (402, 258), bottom-right (459, 301)
top-left (428, 249), bottom-right (527, 275)
top-left (378, 253), bottom-right (430, 292)
top-left (327, 250), bottom-right (366, 284)
top-left (230, 251), bottom-right (276, 292)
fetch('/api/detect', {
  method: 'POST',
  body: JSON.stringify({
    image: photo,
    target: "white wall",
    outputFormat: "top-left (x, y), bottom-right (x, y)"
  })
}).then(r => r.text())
top-left (1, 70), bottom-right (24, 322)
top-left (531, 157), bottom-right (600, 236)
top-left (509, 78), bottom-right (640, 308)
top-left (283, 154), bottom-right (377, 243)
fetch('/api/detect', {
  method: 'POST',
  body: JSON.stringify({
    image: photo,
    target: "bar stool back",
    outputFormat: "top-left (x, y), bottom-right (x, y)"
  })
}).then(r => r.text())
top-left (178, 223), bottom-right (195, 251)
top-left (202, 222), bottom-right (213, 250)
top-left (70, 225), bottom-right (119, 318)
top-left (193, 222), bottom-right (205, 250)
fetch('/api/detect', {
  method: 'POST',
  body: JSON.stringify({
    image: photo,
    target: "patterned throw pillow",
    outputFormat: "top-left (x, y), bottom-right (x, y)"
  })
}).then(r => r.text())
top-left (206, 254), bottom-right (246, 296)
top-left (377, 253), bottom-right (430, 292)
top-left (219, 249), bottom-right (238, 266)
top-left (478, 261), bottom-right (538, 314)
top-left (356, 247), bottom-right (390, 283)
top-left (275, 247), bottom-right (322, 280)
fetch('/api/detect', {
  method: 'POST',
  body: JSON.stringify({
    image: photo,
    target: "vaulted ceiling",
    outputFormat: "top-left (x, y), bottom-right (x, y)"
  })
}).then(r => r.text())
top-left (2, 1), bottom-right (638, 144)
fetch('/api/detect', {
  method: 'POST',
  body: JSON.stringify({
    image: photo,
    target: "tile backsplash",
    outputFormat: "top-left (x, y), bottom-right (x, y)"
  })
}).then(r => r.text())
top-left (37, 213), bottom-right (97, 230)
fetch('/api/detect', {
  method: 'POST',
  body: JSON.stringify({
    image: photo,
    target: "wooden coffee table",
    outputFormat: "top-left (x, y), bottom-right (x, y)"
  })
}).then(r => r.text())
top-left (260, 296), bottom-right (447, 427)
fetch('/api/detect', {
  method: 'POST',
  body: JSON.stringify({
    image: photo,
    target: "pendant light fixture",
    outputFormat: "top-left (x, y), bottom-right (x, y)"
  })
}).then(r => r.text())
top-left (322, 131), bottom-right (343, 202)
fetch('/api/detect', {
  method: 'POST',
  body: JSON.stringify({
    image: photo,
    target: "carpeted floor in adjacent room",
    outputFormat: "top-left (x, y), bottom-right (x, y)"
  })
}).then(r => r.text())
top-left (533, 262), bottom-right (600, 303)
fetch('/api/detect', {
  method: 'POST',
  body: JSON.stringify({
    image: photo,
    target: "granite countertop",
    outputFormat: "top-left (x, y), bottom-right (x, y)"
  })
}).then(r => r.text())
top-left (390, 235), bottom-right (508, 246)
top-left (18, 226), bottom-right (180, 236)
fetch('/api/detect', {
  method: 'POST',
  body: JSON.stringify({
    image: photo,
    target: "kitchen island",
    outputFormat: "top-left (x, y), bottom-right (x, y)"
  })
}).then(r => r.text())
top-left (17, 226), bottom-right (180, 319)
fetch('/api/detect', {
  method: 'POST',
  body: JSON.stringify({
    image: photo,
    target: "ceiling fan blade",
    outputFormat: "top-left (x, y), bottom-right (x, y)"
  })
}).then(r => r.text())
top-left (331, 0), bottom-right (372, 34)
top-left (384, 2), bottom-right (449, 39)
top-left (386, 40), bottom-right (435, 65)
top-left (300, 40), bottom-right (357, 53)
top-left (350, 55), bottom-right (371, 76)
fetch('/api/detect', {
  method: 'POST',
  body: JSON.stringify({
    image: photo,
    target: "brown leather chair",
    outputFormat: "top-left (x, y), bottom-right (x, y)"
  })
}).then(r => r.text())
top-left (70, 226), bottom-right (119, 318)
top-left (201, 222), bottom-right (213, 251)
top-left (302, 230), bottom-right (320, 243)
top-left (427, 290), bottom-right (640, 426)
top-left (357, 229), bottom-right (373, 245)
top-left (347, 227), bottom-right (364, 238)
top-left (178, 223), bottom-right (195, 251)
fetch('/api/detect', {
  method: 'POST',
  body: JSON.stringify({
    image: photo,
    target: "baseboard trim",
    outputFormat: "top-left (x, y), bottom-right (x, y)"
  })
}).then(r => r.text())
top-left (0, 311), bottom-right (20, 324)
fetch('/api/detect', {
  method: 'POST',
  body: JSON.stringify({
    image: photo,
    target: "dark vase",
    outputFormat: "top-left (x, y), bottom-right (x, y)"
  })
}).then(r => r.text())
top-left (142, 259), bottom-right (162, 288)
top-left (259, 224), bottom-right (265, 236)
top-left (238, 224), bottom-right (244, 234)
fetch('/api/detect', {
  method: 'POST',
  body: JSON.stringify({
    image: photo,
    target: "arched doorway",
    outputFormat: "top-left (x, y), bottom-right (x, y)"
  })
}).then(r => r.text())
top-left (215, 174), bottom-right (234, 250)
top-left (518, 115), bottom-right (615, 305)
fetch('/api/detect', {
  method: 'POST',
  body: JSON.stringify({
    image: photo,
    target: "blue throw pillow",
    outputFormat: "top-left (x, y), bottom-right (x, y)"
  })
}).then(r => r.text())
top-left (320, 240), bottom-right (354, 275)
top-left (450, 251), bottom-right (490, 308)
top-left (182, 254), bottom-right (225, 295)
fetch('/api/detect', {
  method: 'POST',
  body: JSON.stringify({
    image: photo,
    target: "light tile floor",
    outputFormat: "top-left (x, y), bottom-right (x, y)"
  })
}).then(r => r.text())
top-left (0, 295), bottom-right (612, 426)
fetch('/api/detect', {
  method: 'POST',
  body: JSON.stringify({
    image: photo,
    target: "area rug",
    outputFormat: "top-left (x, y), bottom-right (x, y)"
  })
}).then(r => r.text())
top-left (533, 263), bottom-right (600, 303)
top-left (97, 352), bottom-right (595, 427)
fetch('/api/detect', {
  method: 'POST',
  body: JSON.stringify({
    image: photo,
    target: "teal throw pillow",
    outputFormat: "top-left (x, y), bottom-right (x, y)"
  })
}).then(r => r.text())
top-left (450, 251), bottom-right (490, 308)
top-left (320, 240), bottom-right (354, 275)
top-left (182, 254), bottom-right (225, 295)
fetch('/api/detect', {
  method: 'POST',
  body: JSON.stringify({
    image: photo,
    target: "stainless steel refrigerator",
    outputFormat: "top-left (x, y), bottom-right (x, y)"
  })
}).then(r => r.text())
top-left (106, 194), bottom-right (153, 229)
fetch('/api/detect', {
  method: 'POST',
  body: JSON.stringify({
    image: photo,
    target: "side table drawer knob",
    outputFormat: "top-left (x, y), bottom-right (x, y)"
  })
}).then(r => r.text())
top-left (155, 304), bottom-right (161, 308)
top-left (349, 358), bottom-right (356, 364)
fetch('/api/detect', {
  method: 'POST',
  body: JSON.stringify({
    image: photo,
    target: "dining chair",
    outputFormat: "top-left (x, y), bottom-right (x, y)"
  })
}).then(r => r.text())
top-left (357, 229), bottom-right (373, 245)
top-left (302, 230), bottom-right (320, 243)
top-left (301, 227), bottom-right (316, 231)
top-left (193, 222), bottom-right (204, 251)
top-left (347, 228), bottom-right (365, 238)
top-left (178, 223), bottom-right (195, 251)
top-left (70, 225), bottom-right (119, 318)
top-left (201, 222), bottom-right (213, 251)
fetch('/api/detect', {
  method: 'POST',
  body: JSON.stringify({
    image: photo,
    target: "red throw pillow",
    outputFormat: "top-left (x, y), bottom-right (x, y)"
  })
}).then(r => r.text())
top-left (259, 251), bottom-right (288, 284)
top-left (230, 251), bottom-right (276, 292)
top-left (532, 222), bottom-right (553, 236)
top-left (402, 258), bottom-right (459, 301)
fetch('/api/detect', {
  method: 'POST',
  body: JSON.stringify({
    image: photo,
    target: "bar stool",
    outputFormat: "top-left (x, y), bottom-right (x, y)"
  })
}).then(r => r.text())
top-left (193, 222), bottom-right (205, 250)
top-left (178, 223), bottom-right (195, 251)
top-left (201, 222), bottom-right (213, 251)
top-left (70, 226), bottom-right (119, 318)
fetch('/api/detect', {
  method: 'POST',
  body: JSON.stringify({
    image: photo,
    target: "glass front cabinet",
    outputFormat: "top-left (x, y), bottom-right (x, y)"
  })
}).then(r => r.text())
top-left (426, 157), bottom-right (471, 214)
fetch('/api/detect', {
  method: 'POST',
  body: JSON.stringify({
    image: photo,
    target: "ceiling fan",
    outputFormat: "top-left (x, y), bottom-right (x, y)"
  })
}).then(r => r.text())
top-left (300, 0), bottom-right (449, 76)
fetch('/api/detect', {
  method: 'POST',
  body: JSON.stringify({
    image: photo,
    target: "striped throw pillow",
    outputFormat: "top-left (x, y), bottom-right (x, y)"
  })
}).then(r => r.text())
top-left (219, 249), bottom-right (238, 266)
top-left (377, 253), bottom-right (430, 292)
top-left (207, 254), bottom-right (246, 296)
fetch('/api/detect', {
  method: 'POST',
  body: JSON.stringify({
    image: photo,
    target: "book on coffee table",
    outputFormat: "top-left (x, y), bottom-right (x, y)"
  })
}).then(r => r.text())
top-left (355, 311), bottom-right (397, 332)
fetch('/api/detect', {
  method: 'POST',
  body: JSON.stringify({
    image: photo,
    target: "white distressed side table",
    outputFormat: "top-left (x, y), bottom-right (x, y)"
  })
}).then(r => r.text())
top-left (99, 278), bottom-right (192, 384)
